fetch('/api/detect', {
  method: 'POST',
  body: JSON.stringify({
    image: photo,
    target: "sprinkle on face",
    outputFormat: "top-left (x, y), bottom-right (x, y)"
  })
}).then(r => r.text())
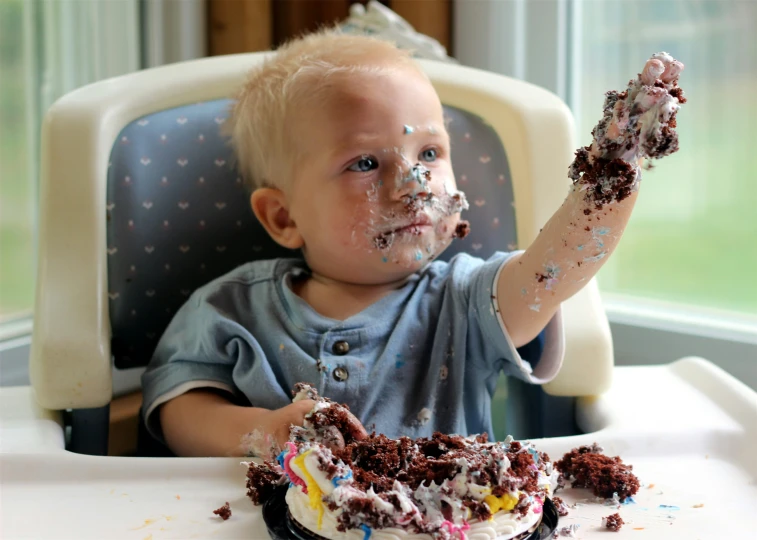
top-left (403, 124), bottom-right (414, 135)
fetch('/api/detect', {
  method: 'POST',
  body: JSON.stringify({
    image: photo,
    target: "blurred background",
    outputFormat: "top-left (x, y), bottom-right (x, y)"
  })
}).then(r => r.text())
top-left (1, 0), bottom-right (755, 390)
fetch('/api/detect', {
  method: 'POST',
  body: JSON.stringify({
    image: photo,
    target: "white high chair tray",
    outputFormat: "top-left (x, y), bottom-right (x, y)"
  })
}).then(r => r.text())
top-left (2, 357), bottom-right (756, 539)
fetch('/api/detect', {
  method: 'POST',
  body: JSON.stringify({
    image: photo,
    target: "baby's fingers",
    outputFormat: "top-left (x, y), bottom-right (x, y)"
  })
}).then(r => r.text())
top-left (654, 52), bottom-right (684, 84)
top-left (342, 410), bottom-right (368, 441)
top-left (640, 59), bottom-right (665, 86)
top-left (641, 53), bottom-right (683, 86)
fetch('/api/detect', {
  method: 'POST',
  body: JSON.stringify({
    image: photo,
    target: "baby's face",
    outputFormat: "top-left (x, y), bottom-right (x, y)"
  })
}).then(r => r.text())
top-left (286, 67), bottom-right (466, 285)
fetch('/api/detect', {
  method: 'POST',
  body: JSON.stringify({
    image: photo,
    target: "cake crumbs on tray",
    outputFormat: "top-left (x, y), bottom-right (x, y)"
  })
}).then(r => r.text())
top-left (555, 444), bottom-right (640, 501)
top-left (603, 513), bottom-right (624, 532)
top-left (213, 502), bottom-right (232, 520)
top-left (693, 503), bottom-right (704, 508)
top-left (552, 496), bottom-right (570, 517)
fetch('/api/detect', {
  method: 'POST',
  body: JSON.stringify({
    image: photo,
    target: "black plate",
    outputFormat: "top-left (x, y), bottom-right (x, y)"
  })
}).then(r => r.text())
top-left (263, 485), bottom-right (559, 539)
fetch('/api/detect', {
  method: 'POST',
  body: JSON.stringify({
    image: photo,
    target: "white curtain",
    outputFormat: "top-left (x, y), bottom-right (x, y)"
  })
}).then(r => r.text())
top-left (0, 0), bottom-right (139, 328)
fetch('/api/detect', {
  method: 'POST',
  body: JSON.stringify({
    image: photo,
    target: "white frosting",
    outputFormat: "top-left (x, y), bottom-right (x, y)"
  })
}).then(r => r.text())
top-left (278, 388), bottom-right (553, 539)
top-left (286, 485), bottom-right (541, 540)
top-left (303, 450), bottom-right (336, 496)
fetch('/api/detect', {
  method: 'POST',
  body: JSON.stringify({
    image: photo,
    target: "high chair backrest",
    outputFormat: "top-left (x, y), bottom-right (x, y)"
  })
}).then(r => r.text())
top-left (31, 53), bottom-right (612, 411)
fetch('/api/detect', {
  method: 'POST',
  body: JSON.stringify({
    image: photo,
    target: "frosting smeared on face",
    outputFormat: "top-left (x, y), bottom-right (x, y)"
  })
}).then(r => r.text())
top-left (355, 154), bottom-right (469, 269)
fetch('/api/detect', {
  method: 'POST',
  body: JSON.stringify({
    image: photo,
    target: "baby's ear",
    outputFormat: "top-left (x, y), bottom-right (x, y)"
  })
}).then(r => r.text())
top-left (250, 188), bottom-right (304, 249)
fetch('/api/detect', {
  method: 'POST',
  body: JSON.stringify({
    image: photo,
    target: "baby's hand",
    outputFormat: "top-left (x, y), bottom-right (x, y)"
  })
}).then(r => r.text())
top-left (591, 52), bottom-right (685, 162)
top-left (289, 384), bottom-right (368, 451)
top-left (569, 52), bottom-right (686, 209)
top-left (266, 399), bottom-right (319, 451)
top-left (256, 386), bottom-right (368, 456)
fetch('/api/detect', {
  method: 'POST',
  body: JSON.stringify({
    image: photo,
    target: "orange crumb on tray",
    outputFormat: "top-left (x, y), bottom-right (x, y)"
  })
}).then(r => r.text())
top-left (175, 495), bottom-right (181, 500)
top-left (693, 503), bottom-right (704, 508)
top-left (633, 527), bottom-right (645, 531)
top-left (647, 483), bottom-right (655, 489)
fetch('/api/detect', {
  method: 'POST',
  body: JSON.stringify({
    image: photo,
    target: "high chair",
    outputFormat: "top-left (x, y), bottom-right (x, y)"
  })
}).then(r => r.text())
top-left (1, 54), bottom-right (755, 539)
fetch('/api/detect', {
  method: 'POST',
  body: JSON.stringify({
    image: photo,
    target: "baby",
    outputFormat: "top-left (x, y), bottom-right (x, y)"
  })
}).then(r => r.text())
top-left (141, 32), bottom-right (684, 457)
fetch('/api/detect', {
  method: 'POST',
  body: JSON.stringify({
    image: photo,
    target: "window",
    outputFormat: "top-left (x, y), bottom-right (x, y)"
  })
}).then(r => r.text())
top-left (0, 0), bottom-right (35, 326)
top-left (0, 0), bottom-right (139, 329)
top-left (573, 0), bottom-right (757, 320)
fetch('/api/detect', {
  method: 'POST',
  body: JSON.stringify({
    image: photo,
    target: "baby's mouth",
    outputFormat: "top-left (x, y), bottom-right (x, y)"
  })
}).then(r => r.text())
top-left (374, 213), bottom-right (433, 250)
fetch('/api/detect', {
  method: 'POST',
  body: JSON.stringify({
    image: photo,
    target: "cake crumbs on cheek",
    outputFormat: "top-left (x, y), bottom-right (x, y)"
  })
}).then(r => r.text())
top-left (358, 162), bottom-right (469, 267)
top-left (452, 220), bottom-right (470, 240)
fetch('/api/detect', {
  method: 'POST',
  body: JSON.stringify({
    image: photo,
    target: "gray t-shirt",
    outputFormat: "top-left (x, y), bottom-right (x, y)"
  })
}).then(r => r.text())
top-left (142, 253), bottom-right (564, 442)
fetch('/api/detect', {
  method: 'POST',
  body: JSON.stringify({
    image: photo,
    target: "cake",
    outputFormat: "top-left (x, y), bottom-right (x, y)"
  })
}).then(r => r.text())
top-left (554, 444), bottom-right (639, 501)
top-left (602, 513), bottom-right (624, 532)
top-left (568, 52), bottom-right (686, 210)
top-left (246, 384), bottom-right (557, 539)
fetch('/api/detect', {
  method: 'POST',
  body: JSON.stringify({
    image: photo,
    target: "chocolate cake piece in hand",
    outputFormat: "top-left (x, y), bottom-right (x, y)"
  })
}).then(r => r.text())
top-left (290, 383), bottom-right (368, 451)
top-left (569, 52), bottom-right (686, 209)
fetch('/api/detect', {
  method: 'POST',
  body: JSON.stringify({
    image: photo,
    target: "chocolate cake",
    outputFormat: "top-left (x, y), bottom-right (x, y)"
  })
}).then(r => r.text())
top-left (568, 52), bottom-right (686, 211)
top-left (213, 501), bottom-right (232, 520)
top-left (453, 221), bottom-right (471, 240)
top-left (554, 444), bottom-right (640, 501)
top-left (246, 384), bottom-right (556, 539)
top-left (602, 513), bottom-right (624, 532)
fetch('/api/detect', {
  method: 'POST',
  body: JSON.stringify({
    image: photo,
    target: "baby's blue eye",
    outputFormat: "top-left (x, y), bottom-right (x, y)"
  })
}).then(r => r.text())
top-left (348, 156), bottom-right (378, 172)
top-left (420, 148), bottom-right (437, 162)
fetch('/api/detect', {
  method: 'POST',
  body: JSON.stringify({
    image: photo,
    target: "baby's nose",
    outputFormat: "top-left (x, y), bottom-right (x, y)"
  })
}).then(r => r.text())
top-left (394, 162), bottom-right (431, 199)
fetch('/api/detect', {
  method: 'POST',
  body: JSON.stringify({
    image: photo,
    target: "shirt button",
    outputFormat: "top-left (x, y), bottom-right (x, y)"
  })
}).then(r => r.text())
top-left (332, 341), bottom-right (350, 355)
top-left (333, 367), bottom-right (349, 382)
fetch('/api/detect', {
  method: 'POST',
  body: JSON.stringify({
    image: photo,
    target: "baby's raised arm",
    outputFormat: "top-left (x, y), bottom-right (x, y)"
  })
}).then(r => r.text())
top-left (496, 53), bottom-right (686, 347)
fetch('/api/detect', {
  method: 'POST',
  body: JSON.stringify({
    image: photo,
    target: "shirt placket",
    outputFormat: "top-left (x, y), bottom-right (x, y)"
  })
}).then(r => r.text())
top-left (318, 330), bottom-right (361, 402)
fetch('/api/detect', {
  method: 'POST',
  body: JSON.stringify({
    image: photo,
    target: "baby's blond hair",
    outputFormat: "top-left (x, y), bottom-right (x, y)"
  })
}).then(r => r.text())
top-left (225, 30), bottom-right (425, 190)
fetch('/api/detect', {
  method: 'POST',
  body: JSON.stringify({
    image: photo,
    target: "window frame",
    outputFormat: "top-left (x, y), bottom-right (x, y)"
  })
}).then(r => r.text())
top-left (0, 0), bottom-right (205, 393)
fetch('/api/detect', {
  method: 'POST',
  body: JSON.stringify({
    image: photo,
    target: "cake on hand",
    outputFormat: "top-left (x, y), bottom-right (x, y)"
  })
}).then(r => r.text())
top-left (246, 385), bottom-right (557, 539)
top-left (290, 383), bottom-right (368, 452)
top-left (569, 52), bottom-right (686, 208)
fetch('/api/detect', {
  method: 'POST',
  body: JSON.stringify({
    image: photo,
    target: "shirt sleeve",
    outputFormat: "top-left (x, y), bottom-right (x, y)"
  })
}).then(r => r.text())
top-left (463, 252), bottom-right (565, 384)
top-left (141, 292), bottom-right (241, 443)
